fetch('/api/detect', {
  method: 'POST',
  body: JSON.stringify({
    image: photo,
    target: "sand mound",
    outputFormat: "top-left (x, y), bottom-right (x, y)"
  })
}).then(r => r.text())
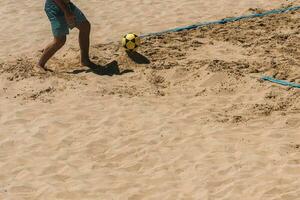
top-left (1, 9), bottom-right (300, 114)
top-left (1, 7), bottom-right (300, 200)
top-left (0, 0), bottom-right (293, 59)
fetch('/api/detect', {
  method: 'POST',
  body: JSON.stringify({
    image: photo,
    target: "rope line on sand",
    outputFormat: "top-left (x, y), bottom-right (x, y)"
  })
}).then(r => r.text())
top-left (141, 6), bottom-right (300, 38)
top-left (141, 6), bottom-right (300, 89)
top-left (261, 76), bottom-right (300, 88)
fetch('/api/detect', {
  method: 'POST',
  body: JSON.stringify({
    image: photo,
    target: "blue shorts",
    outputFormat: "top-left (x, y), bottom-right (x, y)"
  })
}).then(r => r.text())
top-left (45, 0), bottom-right (87, 37)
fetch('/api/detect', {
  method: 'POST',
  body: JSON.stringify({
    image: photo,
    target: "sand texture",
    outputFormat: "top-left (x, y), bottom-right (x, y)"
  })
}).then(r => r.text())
top-left (0, 0), bottom-right (296, 59)
top-left (1, 0), bottom-right (300, 200)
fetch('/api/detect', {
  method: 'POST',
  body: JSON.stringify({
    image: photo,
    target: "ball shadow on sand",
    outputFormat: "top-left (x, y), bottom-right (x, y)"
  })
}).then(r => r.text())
top-left (126, 51), bottom-right (150, 64)
top-left (68, 60), bottom-right (133, 76)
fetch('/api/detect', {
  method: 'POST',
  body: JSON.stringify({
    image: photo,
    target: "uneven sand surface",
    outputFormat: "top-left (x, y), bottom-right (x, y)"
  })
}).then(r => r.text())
top-left (1, 1), bottom-right (300, 200)
top-left (0, 0), bottom-right (297, 59)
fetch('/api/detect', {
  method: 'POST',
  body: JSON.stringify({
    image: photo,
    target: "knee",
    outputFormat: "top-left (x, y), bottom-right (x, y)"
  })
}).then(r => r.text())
top-left (54, 36), bottom-right (66, 48)
top-left (79, 21), bottom-right (91, 33)
top-left (87, 20), bottom-right (91, 28)
top-left (85, 21), bottom-right (91, 31)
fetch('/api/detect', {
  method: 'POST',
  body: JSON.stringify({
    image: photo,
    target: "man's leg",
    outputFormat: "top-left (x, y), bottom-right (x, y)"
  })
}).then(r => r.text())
top-left (76, 20), bottom-right (95, 67)
top-left (38, 36), bottom-right (67, 69)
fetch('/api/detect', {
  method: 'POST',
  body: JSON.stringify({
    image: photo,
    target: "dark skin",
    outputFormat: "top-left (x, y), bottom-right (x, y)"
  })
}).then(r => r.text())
top-left (38, 0), bottom-right (96, 71)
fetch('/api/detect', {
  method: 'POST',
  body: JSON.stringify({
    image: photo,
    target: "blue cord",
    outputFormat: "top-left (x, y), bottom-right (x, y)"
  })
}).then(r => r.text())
top-left (141, 6), bottom-right (300, 37)
top-left (261, 76), bottom-right (300, 88)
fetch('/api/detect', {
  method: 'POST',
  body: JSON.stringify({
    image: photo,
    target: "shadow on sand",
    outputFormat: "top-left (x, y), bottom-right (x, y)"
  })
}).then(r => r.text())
top-left (68, 60), bottom-right (133, 76)
top-left (67, 51), bottom-right (150, 76)
top-left (126, 51), bottom-right (150, 64)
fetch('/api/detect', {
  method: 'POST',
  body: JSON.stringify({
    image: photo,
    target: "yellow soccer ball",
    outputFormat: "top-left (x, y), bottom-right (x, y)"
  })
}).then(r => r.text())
top-left (121, 33), bottom-right (141, 51)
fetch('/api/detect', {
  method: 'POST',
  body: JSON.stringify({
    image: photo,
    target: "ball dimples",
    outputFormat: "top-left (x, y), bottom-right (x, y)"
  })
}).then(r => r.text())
top-left (122, 33), bottom-right (140, 51)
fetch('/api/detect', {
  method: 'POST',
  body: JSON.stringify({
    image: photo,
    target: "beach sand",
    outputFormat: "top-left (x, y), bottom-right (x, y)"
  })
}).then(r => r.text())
top-left (0, 0), bottom-right (297, 59)
top-left (1, 0), bottom-right (300, 199)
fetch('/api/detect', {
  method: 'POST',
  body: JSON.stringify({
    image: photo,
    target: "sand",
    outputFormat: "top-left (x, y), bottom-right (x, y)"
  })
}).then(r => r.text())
top-left (0, 0), bottom-right (296, 59)
top-left (1, 0), bottom-right (300, 199)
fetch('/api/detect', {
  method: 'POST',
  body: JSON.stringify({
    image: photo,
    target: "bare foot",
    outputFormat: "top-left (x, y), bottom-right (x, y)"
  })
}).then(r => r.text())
top-left (81, 60), bottom-right (98, 69)
top-left (33, 65), bottom-right (47, 73)
top-left (34, 64), bottom-right (53, 73)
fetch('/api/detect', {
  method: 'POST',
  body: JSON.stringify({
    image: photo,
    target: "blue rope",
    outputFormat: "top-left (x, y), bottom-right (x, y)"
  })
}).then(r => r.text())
top-left (261, 76), bottom-right (300, 88)
top-left (139, 6), bottom-right (300, 89)
top-left (141, 6), bottom-right (300, 37)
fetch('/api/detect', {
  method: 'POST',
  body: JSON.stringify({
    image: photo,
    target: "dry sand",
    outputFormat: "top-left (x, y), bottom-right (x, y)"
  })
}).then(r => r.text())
top-left (0, 0), bottom-right (297, 59)
top-left (1, 0), bottom-right (300, 200)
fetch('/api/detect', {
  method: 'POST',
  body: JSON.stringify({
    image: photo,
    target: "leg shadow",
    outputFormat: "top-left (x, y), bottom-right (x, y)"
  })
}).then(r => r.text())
top-left (68, 60), bottom-right (133, 76)
top-left (126, 51), bottom-right (150, 64)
